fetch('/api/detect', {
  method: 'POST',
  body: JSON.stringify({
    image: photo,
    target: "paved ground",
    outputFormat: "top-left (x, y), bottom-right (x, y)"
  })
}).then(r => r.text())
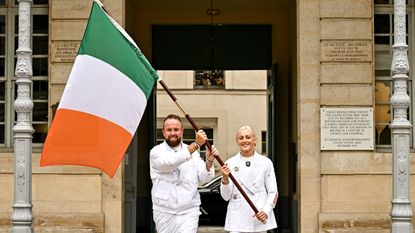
top-left (198, 226), bottom-right (226, 233)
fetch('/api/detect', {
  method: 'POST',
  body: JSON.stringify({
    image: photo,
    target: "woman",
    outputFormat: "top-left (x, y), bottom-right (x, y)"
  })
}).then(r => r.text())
top-left (220, 126), bottom-right (278, 233)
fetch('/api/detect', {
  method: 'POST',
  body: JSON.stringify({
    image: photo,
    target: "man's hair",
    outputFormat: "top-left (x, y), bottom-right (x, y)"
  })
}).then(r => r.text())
top-left (163, 114), bottom-right (183, 128)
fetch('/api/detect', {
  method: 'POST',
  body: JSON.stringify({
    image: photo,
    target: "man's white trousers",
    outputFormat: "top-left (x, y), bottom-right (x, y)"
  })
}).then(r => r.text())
top-left (153, 209), bottom-right (200, 233)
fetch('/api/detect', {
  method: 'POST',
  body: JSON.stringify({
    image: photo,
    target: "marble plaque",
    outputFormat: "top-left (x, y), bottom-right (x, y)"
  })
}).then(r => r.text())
top-left (51, 41), bottom-right (80, 63)
top-left (321, 41), bottom-right (371, 62)
top-left (321, 107), bottom-right (373, 150)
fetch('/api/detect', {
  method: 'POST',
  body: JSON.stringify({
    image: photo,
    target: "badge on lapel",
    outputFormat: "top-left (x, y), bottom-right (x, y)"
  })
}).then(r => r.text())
top-left (234, 166), bottom-right (239, 172)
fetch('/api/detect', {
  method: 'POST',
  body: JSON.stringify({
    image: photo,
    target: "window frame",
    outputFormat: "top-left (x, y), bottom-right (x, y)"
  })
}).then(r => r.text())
top-left (261, 130), bottom-right (266, 155)
top-left (374, 0), bottom-right (414, 150)
top-left (194, 70), bottom-right (225, 89)
top-left (0, 0), bottom-right (48, 148)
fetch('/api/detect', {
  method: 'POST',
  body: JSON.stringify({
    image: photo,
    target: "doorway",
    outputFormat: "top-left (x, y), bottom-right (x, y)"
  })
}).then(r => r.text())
top-left (123, 93), bottom-right (156, 233)
top-left (124, 0), bottom-right (297, 232)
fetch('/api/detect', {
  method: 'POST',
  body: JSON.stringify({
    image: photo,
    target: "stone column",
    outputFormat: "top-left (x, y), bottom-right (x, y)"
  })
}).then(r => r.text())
top-left (11, 0), bottom-right (33, 232)
top-left (390, 0), bottom-right (412, 233)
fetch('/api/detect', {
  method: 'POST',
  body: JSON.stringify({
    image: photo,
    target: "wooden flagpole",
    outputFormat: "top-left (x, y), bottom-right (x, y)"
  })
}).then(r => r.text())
top-left (158, 79), bottom-right (259, 214)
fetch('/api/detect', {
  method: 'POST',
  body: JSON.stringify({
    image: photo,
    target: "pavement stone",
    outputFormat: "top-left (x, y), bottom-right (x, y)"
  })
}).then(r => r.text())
top-left (197, 226), bottom-right (226, 233)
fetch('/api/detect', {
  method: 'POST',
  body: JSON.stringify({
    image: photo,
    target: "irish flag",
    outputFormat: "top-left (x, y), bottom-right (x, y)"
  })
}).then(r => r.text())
top-left (40, 0), bottom-right (158, 177)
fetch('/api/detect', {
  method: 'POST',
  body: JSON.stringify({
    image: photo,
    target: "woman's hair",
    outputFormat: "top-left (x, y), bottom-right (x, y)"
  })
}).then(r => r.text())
top-left (236, 125), bottom-right (257, 147)
top-left (236, 125), bottom-right (256, 138)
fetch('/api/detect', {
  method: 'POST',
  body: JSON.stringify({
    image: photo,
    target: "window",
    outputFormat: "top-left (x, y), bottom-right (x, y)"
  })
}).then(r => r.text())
top-left (261, 131), bottom-right (266, 155)
top-left (156, 127), bottom-right (214, 159)
top-left (374, 0), bottom-right (409, 4)
top-left (0, 0), bottom-right (48, 147)
top-left (374, 0), bottom-right (413, 148)
top-left (194, 70), bottom-right (225, 88)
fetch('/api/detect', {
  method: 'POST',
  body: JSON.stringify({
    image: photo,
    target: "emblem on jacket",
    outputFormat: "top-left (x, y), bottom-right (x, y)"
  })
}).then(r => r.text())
top-left (234, 166), bottom-right (239, 172)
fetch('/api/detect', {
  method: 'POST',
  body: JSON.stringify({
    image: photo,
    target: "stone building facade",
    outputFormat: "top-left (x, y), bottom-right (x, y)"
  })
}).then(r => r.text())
top-left (0, 0), bottom-right (414, 232)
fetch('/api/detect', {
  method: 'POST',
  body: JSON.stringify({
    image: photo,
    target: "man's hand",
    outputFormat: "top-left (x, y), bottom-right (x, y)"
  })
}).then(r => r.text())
top-left (205, 145), bottom-right (218, 171)
top-left (195, 129), bottom-right (207, 146)
top-left (206, 145), bottom-right (218, 162)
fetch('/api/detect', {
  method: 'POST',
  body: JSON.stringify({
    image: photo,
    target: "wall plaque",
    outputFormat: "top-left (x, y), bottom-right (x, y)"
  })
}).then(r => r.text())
top-left (321, 107), bottom-right (373, 150)
top-left (51, 41), bottom-right (80, 63)
top-left (321, 41), bottom-right (372, 62)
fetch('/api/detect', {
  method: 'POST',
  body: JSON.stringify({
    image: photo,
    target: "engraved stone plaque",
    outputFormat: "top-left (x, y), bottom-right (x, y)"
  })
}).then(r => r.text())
top-left (321, 107), bottom-right (374, 150)
top-left (51, 41), bottom-right (80, 63)
top-left (321, 41), bottom-right (372, 62)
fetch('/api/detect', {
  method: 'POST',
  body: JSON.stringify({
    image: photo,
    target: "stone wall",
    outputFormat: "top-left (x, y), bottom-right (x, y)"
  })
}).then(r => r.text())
top-left (297, 0), bottom-right (322, 232)
top-left (300, 0), bottom-right (414, 232)
top-left (50, 0), bottom-right (124, 232)
top-left (0, 165), bottom-right (105, 232)
top-left (0, 0), bottom-right (124, 232)
top-left (297, 0), bottom-right (406, 232)
top-left (319, 213), bottom-right (390, 233)
top-left (0, 213), bottom-right (104, 233)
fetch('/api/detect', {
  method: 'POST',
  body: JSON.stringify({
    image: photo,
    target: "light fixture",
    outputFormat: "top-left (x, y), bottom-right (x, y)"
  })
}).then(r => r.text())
top-left (193, 0), bottom-right (225, 88)
top-left (208, 0), bottom-right (215, 71)
top-left (206, 9), bottom-right (220, 16)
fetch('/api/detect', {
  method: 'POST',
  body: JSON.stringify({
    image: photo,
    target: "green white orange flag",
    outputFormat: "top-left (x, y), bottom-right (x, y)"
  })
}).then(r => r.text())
top-left (40, 0), bottom-right (158, 177)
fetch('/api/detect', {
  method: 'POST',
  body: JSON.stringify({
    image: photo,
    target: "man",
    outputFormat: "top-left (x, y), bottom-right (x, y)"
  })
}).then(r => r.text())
top-left (150, 114), bottom-right (217, 233)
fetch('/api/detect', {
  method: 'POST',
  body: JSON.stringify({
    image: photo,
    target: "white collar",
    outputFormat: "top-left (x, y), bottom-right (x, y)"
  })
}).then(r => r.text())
top-left (164, 141), bottom-right (183, 152)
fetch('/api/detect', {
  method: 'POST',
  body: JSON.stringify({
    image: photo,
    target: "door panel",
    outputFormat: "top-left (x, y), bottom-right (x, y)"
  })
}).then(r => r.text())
top-left (124, 134), bottom-right (138, 233)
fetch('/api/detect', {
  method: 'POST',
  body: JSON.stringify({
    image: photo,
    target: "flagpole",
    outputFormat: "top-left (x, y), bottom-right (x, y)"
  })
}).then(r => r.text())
top-left (158, 79), bottom-right (259, 214)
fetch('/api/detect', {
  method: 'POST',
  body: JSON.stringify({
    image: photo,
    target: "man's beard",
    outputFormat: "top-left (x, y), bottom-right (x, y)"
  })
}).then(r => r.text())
top-left (166, 136), bottom-right (181, 147)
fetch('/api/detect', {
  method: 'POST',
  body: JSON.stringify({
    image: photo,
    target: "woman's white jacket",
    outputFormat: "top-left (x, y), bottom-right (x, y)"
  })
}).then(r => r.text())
top-left (220, 152), bottom-right (278, 232)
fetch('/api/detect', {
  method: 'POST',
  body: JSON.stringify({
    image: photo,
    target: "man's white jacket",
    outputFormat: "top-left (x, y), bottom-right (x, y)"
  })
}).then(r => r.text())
top-left (220, 152), bottom-right (278, 232)
top-left (150, 141), bottom-right (215, 215)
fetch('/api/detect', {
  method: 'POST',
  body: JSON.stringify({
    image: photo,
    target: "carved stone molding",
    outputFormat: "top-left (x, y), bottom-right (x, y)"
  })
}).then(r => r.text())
top-left (391, 46), bottom-right (409, 74)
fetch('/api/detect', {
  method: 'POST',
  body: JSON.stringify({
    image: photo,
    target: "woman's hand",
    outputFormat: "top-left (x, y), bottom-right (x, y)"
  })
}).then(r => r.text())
top-left (220, 164), bottom-right (231, 184)
top-left (254, 210), bottom-right (268, 223)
